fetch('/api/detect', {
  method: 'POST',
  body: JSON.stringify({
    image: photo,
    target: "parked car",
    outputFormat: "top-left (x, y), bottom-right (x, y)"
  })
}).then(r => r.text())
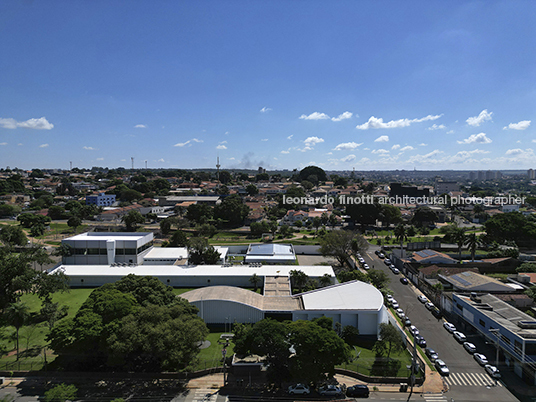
top-left (463, 342), bottom-right (477, 354)
top-left (415, 335), bottom-right (427, 347)
top-left (346, 384), bottom-right (370, 397)
top-left (435, 359), bottom-right (450, 376)
top-left (418, 295), bottom-right (428, 303)
top-left (384, 258), bottom-right (391, 265)
top-left (318, 384), bottom-right (342, 396)
top-left (443, 322), bottom-right (456, 333)
top-left (404, 317), bottom-right (412, 327)
top-left (453, 331), bottom-right (467, 343)
top-left (425, 348), bottom-right (439, 362)
top-left (425, 302), bottom-right (435, 311)
top-left (378, 252), bottom-right (385, 259)
top-left (410, 325), bottom-right (420, 336)
top-left (400, 277), bottom-right (409, 285)
top-left (358, 257), bottom-right (365, 264)
top-left (474, 353), bottom-right (489, 366)
top-left (363, 263), bottom-right (370, 270)
top-left (386, 294), bottom-right (393, 302)
top-left (485, 364), bottom-right (501, 379)
top-left (391, 300), bottom-right (399, 309)
top-left (396, 308), bottom-right (405, 318)
top-left (288, 384), bottom-right (310, 395)
top-left (431, 308), bottom-right (442, 319)
top-left (392, 267), bottom-right (400, 274)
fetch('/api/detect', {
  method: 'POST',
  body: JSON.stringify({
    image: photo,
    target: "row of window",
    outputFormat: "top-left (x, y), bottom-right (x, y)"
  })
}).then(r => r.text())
top-left (73, 241), bottom-right (153, 256)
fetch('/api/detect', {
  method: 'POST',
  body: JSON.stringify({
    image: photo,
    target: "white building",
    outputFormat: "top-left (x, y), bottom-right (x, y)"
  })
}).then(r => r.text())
top-left (244, 243), bottom-right (296, 264)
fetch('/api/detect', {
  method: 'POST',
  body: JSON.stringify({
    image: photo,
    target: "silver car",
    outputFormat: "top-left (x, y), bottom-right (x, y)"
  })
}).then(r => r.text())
top-left (474, 353), bottom-right (488, 366)
top-left (435, 359), bottom-right (450, 376)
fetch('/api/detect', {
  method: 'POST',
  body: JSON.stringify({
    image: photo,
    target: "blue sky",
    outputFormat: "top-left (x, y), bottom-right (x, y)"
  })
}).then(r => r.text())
top-left (1, 1), bottom-right (535, 171)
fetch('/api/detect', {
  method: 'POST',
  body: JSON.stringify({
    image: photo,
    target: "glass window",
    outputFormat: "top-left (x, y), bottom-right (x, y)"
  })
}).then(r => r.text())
top-left (87, 248), bottom-right (99, 255)
top-left (125, 248), bottom-right (136, 255)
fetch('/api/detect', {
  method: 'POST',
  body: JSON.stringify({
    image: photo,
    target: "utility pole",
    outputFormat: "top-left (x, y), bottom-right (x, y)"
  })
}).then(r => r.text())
top-left (489, 328), bottom-right (500, 367)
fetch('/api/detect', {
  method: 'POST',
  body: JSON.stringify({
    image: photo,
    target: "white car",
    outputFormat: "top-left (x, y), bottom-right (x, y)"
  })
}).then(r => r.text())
top-left (443, 322), bottom-right (456, 333)
top-left (358, 257), bottom-right (365, 264)
top-left (409, 325), bottom-right (419, 336)
top-left (453, 331), bottom-right (467, 343)
top-left (435, 359), bottom-right (450, 376)
top-left (392, 267), bottom-right (400, 274)
top-left (396, 308), bottom-right (405, 318)
top-left (418, 295), bottom-right (428, 303)
top-left (384, 258), bottom-right (391, 265)
top-left (463, 342), bottom-right (477, 354)
top-left (363, 263), bottom-right (370, 270)
top-left (318, 384), bottom-right (342, 396)
top-left (485, 364), bottom-right (501, 379)
top-left (474, 353), bottom-right (488, 366)
top-left (425, 302), bottom-right (435, 311)
top-left (288, 384), bottom-right (310, 395)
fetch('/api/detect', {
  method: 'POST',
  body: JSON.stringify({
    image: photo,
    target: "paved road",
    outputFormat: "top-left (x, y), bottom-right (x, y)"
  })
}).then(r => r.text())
top-left (361, 245), bottom-right (519, 402)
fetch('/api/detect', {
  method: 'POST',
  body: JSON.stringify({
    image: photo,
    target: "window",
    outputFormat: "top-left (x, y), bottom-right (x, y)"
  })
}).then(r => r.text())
top-left (501, 335), bottom-right (511, 345)
top-left (125, 248), bottom-right (136, 255)
top-left (87, 248), bottom-right (99, 255)
top-left (456, 303), bottom-right (463, 311)
top-left (515, 340), bottom-right (523, 355)
top-left (479, 319), bottom-right (486, 327)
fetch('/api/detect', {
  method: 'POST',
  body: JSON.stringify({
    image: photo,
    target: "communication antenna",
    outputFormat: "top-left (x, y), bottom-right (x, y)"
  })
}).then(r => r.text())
top-left (216, 155), bottom-right (221, 183)
top-left (145, 160), bottom-right (148, 169)
top-left (131, 157), bottom-right (134, 170)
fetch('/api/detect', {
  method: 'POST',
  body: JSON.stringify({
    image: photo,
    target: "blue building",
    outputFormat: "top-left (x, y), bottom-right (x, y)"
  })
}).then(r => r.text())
top-left (453, 293), bottom-right (536, 385)
top-left (85, 192), bottom-right (116, 207)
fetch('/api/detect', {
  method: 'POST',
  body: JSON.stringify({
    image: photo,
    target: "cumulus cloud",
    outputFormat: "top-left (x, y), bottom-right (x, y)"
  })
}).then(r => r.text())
top-left (406, 149), bottom-right (444, 163)
top-left (287, 135), bottom-right (293, 140)
top-left (304, 136), bottom-right (324, 147)
top-left (451, 149), bottom-right (490, 161)
top-left (392, 144), bottom-right (400, 150)
top-left (372, 149), bottom-right (389, 154)
top-left (281, 149), bottom-right (290, 154)
top-left (0, 142), bottom-right (7, 146)
top-left (134, 124), bottom-right (147, 128)
top-left (299, 112), bottom-right (330, 120)
top-left (446, 130), bottom-right (454, 134)
top-left (399, 146), bottom-right (415, 152)
top-left (331, 111), bottom-right (353, 122)
top-left (356, 114), bottom-right (442, 130)
top-left (216, 145), bottom-right (227, 150)
top-left (0, 117), bottom-right (54, 130)
top-left (503, 120), bottom-right (531, 130)
top-left (174, 138), bottom-right (203, 147)
top-left (505, 148), bottom-right (526, 156)
top-left (466, 109), bottom-right (492, 126)
top-left (457, 133), bottom-right (492, 144)
top-left (260, 107), bottom-right (272, 113)
top-left (428, 124), bottom-right (446, 130)
top-left (334, 142), bottom-right (362, 151)
top-left (157, 158), bottom-right (165, 162)
top-left (374, 135), bottom-right (389, 142)
top-left (39, 143), bottom-right (49, 148)
top-left (419, 143), bottom-right (428, 146)
top-left (96, 157), bottom-right (104, 161)
top-left (341, 154), bottom-right (356, 162)
top-left (83, 146), bottom-right (96, 150)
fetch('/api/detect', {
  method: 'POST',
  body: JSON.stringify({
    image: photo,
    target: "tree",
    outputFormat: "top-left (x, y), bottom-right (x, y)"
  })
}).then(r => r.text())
top-left (213, 194), bottom-right (250, 227)
top-left (186, 203), bottom-right (213, 224)
top-left (452, 227), bottom-right (467, 259)
top-left (367, 269), bottom-right (390, 290)
top-left (218, 170), bottom-right (232, 184)
top-left (289, 270), bottom-right (308, 293)
top-left (249, 273), bottom-right (262, 292)
top-left (516, 262), bottom-right (536, 273)
top-left (319, 273), bottom-right (332, 287)
top-left (373, 323), bottom-right (404, 359)
top-left (312, 216), bottom-right (322, 233)
top-left (4, 301), bottom-right (30, 359)
top-left (47, 205), bottom-right (66, 220)
top-left (394, 224), bottom-right (408, 254)
top-left (160, 218), bottom-right (172, 236)
top-left (485, 212), bottom-right (536, 248)
top-left (0, 225), bottom-right (28, 247)
top-left (67, 215), bottom-right (82, 233)
top-left (411, 207), bottom-right (438, 227)
top-left (44, 383), bottom-right (78, 402)
top-left (168, 230), bottom-right (189, 247)
top-left (298, 166), bottom-right (327, 183)
top-left (319, 230), bottom-right (356, 266)
top-left (0, 248), bottom-right (36, 309)
top-left (121, 210), bottom-right (144, 231)
top-left (380, 204), bottom-right (402, 227)
top-left (341, 325), bottom-right (360, 346)
top-left (346, 199), bottom-right (381, 226)
top-left (465, 233), bottom-right (481, 262)
top-left (187, 237), bottom-right (221, 265)
top-left (246, 184), bottom-right (259, 196)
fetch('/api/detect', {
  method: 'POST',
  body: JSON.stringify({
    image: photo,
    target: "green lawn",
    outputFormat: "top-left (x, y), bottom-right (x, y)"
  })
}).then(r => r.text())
top-left (195, 331), bottom-right (235, 371)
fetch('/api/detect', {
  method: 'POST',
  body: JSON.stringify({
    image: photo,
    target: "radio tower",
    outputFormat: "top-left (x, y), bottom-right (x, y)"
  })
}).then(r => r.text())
top-left (131, 157), bottom-right (134, 171)
top-left (216, 156), bottom-right (221, 184)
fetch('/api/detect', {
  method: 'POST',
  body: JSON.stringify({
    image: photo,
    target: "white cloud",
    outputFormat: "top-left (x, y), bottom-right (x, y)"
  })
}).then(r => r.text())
top-left (83, 146), bottom-right (96, 150)
top-left (466, 109), bottom-right (492, 126)
top-left (428, 124), bottom-right (446, 130)
top-left (331, 111), bottom-right (353, 122)
top-left (216, 145), bottom-right (227, 150)
top-left (341, 154), bottom-right (356, 162)
top-left (96, 157), bottom-right (104, 161)
top-left (0, 116), bottom-right (54, 130)
top-left (374, 135), bottom-right (389, 142)
top-left (304, 136), bottom-right (324, 147)
top-left (281, 149), bottom-right (290, 154)
top-left (299, 112), bottom-right (330, 120)
top-left (457, 133), bottom-right (492, 144)
top-left (451, 149), bottom-right (490, 161)
top-left (333, 142), bottom-right (362, 151)
top-left (503, 120), bottom-right (531, 130)
top-left (419, 143), bottom-right (428, 146)
top-left (174, 138), bottom-right (204, 147)
top-left (356, 114), bottom-right (442, 130)
top-left (372, 149), bottom-right (389, 154)
top-left (406, 149), bottom-right (444, 163)
top-left (446, 130), bottom-right (454, 134)
top-left (17, 143), bottom-right (23, 146)
top-left (287, 135), bottom-right (293, 140)
top-left (392, 144), bottom-right (400, 150)
top-left (0, 142), bottom-right (7, 146)
top-left (505, 148), bottom-right (526, 156)
top-left (39, 143), bottom-right (49, 148)
top-left (157, 158), bottom-right (165, 162)
top-left (261, 139), bottom-right (268, 142)
top-left (134, 124), bottom-right (147, 128)
top-left (399, 146), bottom-right (415, 152)
top-left (533, 139), bottom-right (536, 143)
top-left (260, 107), bottom-right (272, 113)
top-left (219, 141), bottom-right (227, 144)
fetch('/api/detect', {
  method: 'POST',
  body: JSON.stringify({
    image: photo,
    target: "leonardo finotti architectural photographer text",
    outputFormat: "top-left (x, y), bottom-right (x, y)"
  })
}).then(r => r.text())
top-left (282, 194), bottom-right (526, 207)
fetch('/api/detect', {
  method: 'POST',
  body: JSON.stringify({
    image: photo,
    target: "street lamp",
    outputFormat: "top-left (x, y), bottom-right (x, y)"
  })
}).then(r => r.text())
top-left (489, 328), bottom-right (500, 367)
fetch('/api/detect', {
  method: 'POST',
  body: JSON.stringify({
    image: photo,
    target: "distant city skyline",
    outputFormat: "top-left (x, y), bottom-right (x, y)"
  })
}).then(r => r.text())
top-left (1, 1), bottom-right (535, 171)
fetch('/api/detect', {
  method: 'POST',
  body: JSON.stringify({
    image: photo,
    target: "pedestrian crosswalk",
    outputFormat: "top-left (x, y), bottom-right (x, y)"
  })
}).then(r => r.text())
top-left (188, 388), bottom-right (220, 402)
top-left (444, 372), bottom-right (502, 387)
top-left (423, 394), bottom-right (448, 402)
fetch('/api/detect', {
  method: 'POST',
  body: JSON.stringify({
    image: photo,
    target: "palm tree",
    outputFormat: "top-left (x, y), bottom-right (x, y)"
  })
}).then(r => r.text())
top-left (289, 269), bottom-right (308, 293)
top-left (5, 301), bottom-right (29, 359)
top-left (465, 233), bottom-right (481, 262)
top-left (452, 227), bottom-right (467, 259)
top-left (249, 273), bottom-right (262, 292)
top-left (319, 273), bottom-right (332, 287)
top-left (394, 224), bottom-right (408, 256)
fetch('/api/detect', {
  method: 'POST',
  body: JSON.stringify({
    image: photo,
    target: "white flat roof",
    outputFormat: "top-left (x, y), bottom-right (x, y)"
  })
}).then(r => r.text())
top-left (64, 232), bottom-right (152, 242)
top-left (301, 280), bottom-right (383, 311)
top-left (144, 247), bottom-right (188, 259)
top-left (50, 264), bottom-right (334, 278)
